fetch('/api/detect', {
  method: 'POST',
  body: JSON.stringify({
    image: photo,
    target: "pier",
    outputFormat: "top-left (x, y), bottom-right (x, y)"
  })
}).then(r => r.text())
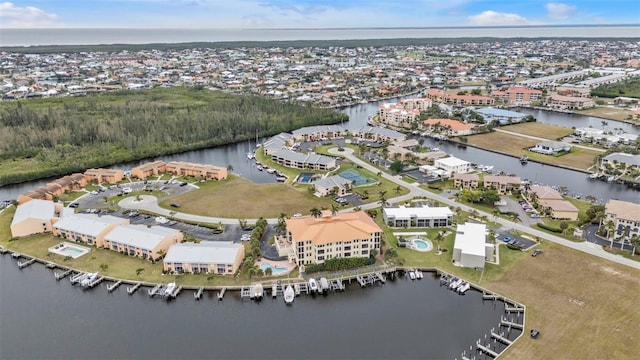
top-left (476, 341), bottom-right (499, 358)
top-left (17, 257), bottom-right (36, 269)
top-left (194, 287), bottom-right (204, 300)
top-left (500, 319), bottom-right (524, 330)
top-left (491, 330), bottom-right (514, 345)
top-left (330, 279), bottom-right (344, 291)
top-left (86, 276), bottom-right (104, 289)
top-left (69, 272), bottom-right (85, 285)
top-left (0, 246), bottom-right (8, 254)
top-left (107, 280), bottom-right (122, 293)
top-left (217, 288), bottom-right (226, 300)
top-left (148, 284), bottom-right (161, 297)
top-left (46, 262), bottom-right (56, 269)
top-left (127, 283), bottom-right (141, 295)
top-left (240, 286), bottom-right (251, 300)
top-left (505, 304), bottom-right (525, 312)
top-left (55, 269), bottom-right (73, 280)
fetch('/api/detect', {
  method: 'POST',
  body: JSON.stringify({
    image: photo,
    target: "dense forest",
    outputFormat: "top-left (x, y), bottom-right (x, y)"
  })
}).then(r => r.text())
top-left (3, 36), bottom-right (639, 54)
top-left (591, 78), bottom-right (640, 98)
top-left (0, 87), bottom-right (347, 185)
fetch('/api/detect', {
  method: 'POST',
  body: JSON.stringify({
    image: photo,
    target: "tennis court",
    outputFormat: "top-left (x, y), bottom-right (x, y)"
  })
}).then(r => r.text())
top-left (339, 169), bottom-right (374, 186)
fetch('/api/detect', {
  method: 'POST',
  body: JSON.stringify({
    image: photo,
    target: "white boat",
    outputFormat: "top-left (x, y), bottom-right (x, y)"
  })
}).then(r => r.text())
top-left (80, 272), bottom-right (98, 287)
top-left (457, 282), bottom-right (471, 294)
top-left (478, 165), bottom-right (494, 172)
top-left (256, 165), bottom-right (263, 171)
top-left (266, 168), bottom-right (276, 174)
top-left (284, 285), bottom-right (295, 304)
top-left (276, 176), bottom-right (287, 182)
top-left (308, 278), bottom-right (318, 293)
top-left (164, 282), bottom-right (177, 297)
top-left (588, 173), bottom-right (600, 180)
top-left (607, 175), bottom-right (616, 182)
top-left (252, 283), bottom-right (264, 300)
top-left (246, 152), bottom-right (254, 160)
top-left (319, 277), bottom-right (329, 293)
top-left (409, 271), bottom-right (416, 280)
top-left (449, 278), bottom-right (462, 289)
top-left (415, 270), bottom-right (423, 279)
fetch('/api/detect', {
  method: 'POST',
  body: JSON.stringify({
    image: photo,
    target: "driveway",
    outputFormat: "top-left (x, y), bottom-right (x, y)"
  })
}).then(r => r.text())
top-left (497, 197), bottom-right (542, 227)
top-left (585, 224), bottom-right (635, 252)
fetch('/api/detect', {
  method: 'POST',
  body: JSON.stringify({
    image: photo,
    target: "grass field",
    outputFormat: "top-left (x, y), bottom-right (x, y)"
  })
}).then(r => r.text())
top-left (467, 132), bottom-right (599, 170)
top-left (501, 122), bottom-right (574, 140)
top-left (159, 175), bottom-right (332, 218)
top-left (576, 106), bottom-right (636, 122)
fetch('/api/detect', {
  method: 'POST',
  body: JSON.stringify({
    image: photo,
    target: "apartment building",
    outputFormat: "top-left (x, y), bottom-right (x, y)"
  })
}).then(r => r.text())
top-left (483, 175), bottom-right (521, 194)
top-left (545, 93), bottom-right (595, 110)
top-left (284, 211), bottom-right (382, 265)
top-left (271, 150), bottom-right (337, 170)
top-left (103, 224), bottom-right (183, 261)
top-left (453, 173), bottom-right (480, 190)
top-left (383, 205), bottom-right (453, 228)
top-left (84, 168), bottom-right (125, 184)
top-left (10, 199), bottom-right (63, 237)
top-left (491, 87), bottom-right (542, 105)
top-left (434, 156), bottom-right (472, 174)
top-left (131, 160), bottom-right (167, 180)
top-left (604, 199), bottom-right (640, 240)
top-left (53, 214), bottom-right (129, 247)
top-left (163, 242), bottom-right (245, 275)
top-left (164, 161), bottom-right (228, 180)
top-left (426, 89), bottom-right (494, 106)
top-left (422, 118), bottom-right (475, 136)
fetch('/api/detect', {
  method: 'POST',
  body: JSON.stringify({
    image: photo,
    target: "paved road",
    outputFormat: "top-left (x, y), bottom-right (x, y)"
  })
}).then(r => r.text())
top-left (117, 148), bottom-right (639, 270)
top-left (493, 128), bottom-right (605, 153)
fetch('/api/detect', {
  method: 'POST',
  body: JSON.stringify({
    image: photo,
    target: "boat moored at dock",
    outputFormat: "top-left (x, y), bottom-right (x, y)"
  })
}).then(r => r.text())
top-left (284, 285), bottom-right (295, 304)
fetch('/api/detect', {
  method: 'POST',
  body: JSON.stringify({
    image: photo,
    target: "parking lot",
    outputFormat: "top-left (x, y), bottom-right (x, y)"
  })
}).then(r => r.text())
top-left (72, 180), bottom-right (195, 209)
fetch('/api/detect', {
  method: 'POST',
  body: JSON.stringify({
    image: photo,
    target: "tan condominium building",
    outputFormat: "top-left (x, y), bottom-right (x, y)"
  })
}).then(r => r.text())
top-left (491, 87), bottom-right (542, 105)
top-left (103, 224), bottom-right (183, 261)
top-left (284, 210), bottom-right (382, 265)
top-left (483, 175), bottom-right (521, 194)
top-left (10, 199), bottom-right (63, 237)
top-left (163, 242), bottom-right (245, 275)
top-left (604, 199), bottom-right (640, 240)
top-left (53, 214), bottom-right (130, 247)
top-left (17, 173), bottom-right (87, 204)
top-left (84, 168), bottom-right (125, 184)
top-left (131, 160), bottom-right (167, 180)
top-left (164, 161), bottom-right (228, 180)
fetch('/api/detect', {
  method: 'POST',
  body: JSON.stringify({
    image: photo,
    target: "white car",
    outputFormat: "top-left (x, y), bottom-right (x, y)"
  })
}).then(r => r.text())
top-left (155, 216), bottom-right (168, 224)
top-left (241, 234), bottom-right (251, 241)
top-left (122, 187), bottom-right (132, 194)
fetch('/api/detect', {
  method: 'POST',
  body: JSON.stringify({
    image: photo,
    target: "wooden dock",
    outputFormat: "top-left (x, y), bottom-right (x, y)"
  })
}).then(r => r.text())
top-left (500, 319), bottom-right (524, 330)
top-left (240, 287), bottom-right (251, 300)
top-left (374, 272), bottom-right (386, 283)
top-left (0, 246), bottom-right (8, 254)
top-left (330, 279), bottom-right (344, 291)
top-left (127, 283), bottom-right (141, 295)
top-left (476, 342), bottom-right (499, 358)
top-left (46, 262), bottom-right (56, 269)
top-left (491, 331), bottom-right (513, 345)
top-left (86, 276), bottom-right (104, 289)
top-left (55, 269), bottom-right (73, 280)
top-left (294, 283), bottom-right (301, 296)
top-left (107, 280), bottom-right (122, 293)
top-left (505, 304), bottom-right (524, 312)
top-left (69, 272), bottom-right (85, 285)
top-left (11, 252), bottom-right (21, 259)
top-left (148, 284), bottom-right (161, 297)
top-left (217, 288), bottom-right (226, 300)
top-left (17, 257), bottom-right (36, 269)
top-left (194, 287), bottom-right (204, 300)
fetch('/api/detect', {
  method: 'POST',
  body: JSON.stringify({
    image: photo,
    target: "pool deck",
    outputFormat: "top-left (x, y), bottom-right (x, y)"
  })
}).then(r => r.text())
top-left (256, 259), bottom-right (296, 276)
top-left (48, 242), bottom-right (90, 259)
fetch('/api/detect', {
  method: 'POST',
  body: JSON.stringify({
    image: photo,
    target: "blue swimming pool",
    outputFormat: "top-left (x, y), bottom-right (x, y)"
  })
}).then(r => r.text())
top-left (411, 239), bottom-right (433, 252)
top-left (297, 172), bottom-right (314, 183)
top-left (260, 264), bottom-right (288, 274)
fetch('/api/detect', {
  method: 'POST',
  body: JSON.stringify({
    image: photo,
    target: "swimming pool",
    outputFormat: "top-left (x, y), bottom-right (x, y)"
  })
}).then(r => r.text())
top-left (297, 172), bottom-right (315, 183)
top-left (48, 242), bottom-right (90, 259)
top-left (260, 263), bottom-right (288, 275)
top-left (410, 238), bottom-right (433, 252)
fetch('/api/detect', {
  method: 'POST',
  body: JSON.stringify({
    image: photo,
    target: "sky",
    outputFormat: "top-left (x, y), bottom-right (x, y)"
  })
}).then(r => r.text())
top-left (1, 0), bottom-right (639, 29)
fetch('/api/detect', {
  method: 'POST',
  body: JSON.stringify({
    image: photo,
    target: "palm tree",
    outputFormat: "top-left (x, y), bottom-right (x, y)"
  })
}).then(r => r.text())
top-left (310, 207), bottom-right (322, 218)
top-left (605, 220), bottom-right (616, 249)
top-left (227, 164), bottom-right (234, 172)
top-left (509, 213), bottom-right (521, 229)
top-left (394, 185), bottom-right (402, 195)
top-left (491, 209), bottom-right (501, 220)
top-left (331, 203), bottom-right (338, 215)
top-left (630, 234), bottom-right (640, 256)
top-left (435, 231), bottom-right (445, 254)
top-left (378, 190), bottom-right (388, 207)
top-left (135, 268), bottom-right (145, 277)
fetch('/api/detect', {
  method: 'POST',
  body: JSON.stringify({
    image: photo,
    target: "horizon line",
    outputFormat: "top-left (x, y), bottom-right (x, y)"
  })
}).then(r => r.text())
top-left (2, 24), bottom-right (639, 31)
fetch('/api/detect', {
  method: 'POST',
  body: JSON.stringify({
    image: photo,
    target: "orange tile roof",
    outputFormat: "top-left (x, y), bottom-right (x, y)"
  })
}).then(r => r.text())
top-left (423, 118), bottom-right (475, 131)
top-left (285, 211), bottom-right (381, 245)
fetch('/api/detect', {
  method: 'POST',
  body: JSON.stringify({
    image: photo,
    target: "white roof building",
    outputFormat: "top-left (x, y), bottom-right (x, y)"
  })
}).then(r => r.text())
top-left (54, 214), bottom-right (127, 238)
top-left (434, 156), bottom-right (471, 174)
top-left (10, 199), bottom-right (58, 237)
top-left (383, 206), bottom-right (453, 228)
top-left (163, 242), bottom-right (245, 275)
top-left (452, 222), bottom-right (490, 269)
top-left (103, 225), bottom-right (182, 260)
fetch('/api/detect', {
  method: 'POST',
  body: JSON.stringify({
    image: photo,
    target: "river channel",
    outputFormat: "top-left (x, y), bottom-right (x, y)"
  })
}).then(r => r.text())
top-left (0, 98), bottom-right (638, 203)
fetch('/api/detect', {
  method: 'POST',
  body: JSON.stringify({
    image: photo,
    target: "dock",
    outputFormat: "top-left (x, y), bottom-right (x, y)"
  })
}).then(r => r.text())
top-left (298, 282), bottom-right (309, 294)
top-left (271, 282), bottom-right (279, 298)
top-left (491, 331), bottom-right (513, 345)
top-left (482, 291), bottom-right (499, 300)
top-left (46, 262), bottom-right (56, 269)
top-left (55, 269), bottom-right (73, 280)
top-left (0, 246), bottom-right (8, 254)
top-left (127, 283), bottom-right (141, 295)
top-left (374, 272), bottom-right (386, 283)
top-left (168, 285), bottom-right (182, 298)
top-left (500, 319), bottom-right (524, 330)
top-left (69, 272), bottom-right (85, 285)
top-left (330, 279), bottom-right (345, 291)
top-left (294, 283), bottom-right (301, 295)
top-left (240, 286), bottom-right (251, 300)
top-left (17, 257), bottom-right (36, 269)
top-left (107, 280), bottom-right (122, 293)
top-left (86, 276), bottom-right (104, 289)
top-left (476, 342), bottom-right (499, 358)
top-left (11, 252), bottom-right (20, 259)
top-left (194, 287), bottom-right (204, 300)
top-left (148, 284), bottom-right (161, 297)
top-left (505, 304), bottom-right (525, 312)
top-left (217, 288), bottom-right (226, 300)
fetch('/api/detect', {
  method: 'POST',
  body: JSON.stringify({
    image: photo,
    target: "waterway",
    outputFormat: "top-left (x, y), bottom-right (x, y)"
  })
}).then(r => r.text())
top-left (0, 257), bottom-right (508, 359)
top-left (0, 98), bottom-right (638, 203)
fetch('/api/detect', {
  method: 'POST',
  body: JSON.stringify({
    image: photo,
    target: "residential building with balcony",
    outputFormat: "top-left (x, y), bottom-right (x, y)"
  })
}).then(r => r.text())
top-left (53, 214), bottom-right (129, 247)
top-left (383, 205), bottom-right (453, 228)
top-left (103, 224), bottom-right (183, 261)
top-left (163, 242), bottom-right (245, 275)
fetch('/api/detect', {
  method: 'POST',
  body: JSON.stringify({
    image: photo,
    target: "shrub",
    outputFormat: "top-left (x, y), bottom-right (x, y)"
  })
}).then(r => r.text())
top-left (304, 257), bottom-right (375, 273)
top-left (536, 223), bottom-right (563, 233)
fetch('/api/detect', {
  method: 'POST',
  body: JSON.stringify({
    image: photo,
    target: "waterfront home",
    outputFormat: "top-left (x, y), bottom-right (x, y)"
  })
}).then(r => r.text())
top-left (453, 173), bottom-right (480, 190)
top-left (574, 127), bottom-right (604, 141)
top-left (270, 149), bottom-right (336, 170)
top-left (163, 242), bottom-right (245, 275)
top-left (490, 87), bottom-right (542, 105)
top-left (283, 210), bottom-right (382, 265)
top-left (452, 222), bottom-right (492, 269)
top-left (17, 173), bottom-right (88, 204)
top-left (262, 133), bottom-right (295, 155)
top-left (474, 107), bottom-right (528, 125)
top-left (529, 140), bottom-right (571, 155)
top-left (426, 89), bottom-right (494, 106)
top-left (291, 125), bottom-right (346, 142)
top-left (422, 118), bottom-right (475, 137)
top-left (434, 156), bottom-right (472, 175)
top-left (84, 168), bottom-right (125, 184)
top-left (525, 185), bottom-right (578, 220)
top-left (102, 225), bottom-right (183, 261)
top-left (386, 145), bottom-right (413, 162)
top-left (378, 102), bottom-right (420, 128)
top-left (601, 153), bottom-right (640, 172)
top-left (545, 93), bottom-right (595, 110)
top-left (164, 161), bottom-right (227, 180)
top-left (53, 214), bottom-right (129, 247)
top-left (353, 126), bottom-right (406, 143)
top-left (10, 199), bottom-right (62, 237)
top-left (604, 199), bottom-right (640, 240)
top-left (383, 205), bottom-right (453, 228)
top-left (483, 175), bottom-right (521, 194)
top-left (413, 150), bottom-right (448, 165)
top-left (525, 185), bottom-right (564, 203)
top-left (313, 175), bottom-right (352, 197)
top-left (131, 160), bottom-right (167, 180)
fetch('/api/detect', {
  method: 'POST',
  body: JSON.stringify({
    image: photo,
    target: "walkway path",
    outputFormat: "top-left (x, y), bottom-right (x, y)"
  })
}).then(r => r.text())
top-left (493, 128), bottom-right (606, 153)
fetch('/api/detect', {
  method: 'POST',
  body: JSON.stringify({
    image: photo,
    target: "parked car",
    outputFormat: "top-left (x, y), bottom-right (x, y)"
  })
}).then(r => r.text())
top-left (180, 182), bottom-right (188, 187)
top-left (69, 203), bottom-right (79, 208)
top-left (170, 203), bottom-right (180, 208)
top-left (532, 249), bottom-right (543, 257)
top-left (503, 236), bottom-right (513, 243)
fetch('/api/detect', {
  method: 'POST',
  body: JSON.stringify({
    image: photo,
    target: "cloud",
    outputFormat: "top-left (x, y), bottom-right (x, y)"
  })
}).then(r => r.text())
top-left (0, 2), bottom-right (62, 28)
top-left (467, 10), bottom-right (532, 26)
top-left (545, 2), bottom-right (576, 20)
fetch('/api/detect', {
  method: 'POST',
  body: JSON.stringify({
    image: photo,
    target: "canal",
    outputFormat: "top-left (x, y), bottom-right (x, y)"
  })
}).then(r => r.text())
top-left (0, 257), bottom-right (508, 359)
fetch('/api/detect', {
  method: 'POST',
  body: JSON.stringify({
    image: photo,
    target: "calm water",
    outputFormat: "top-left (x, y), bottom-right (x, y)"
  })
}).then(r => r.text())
top-left (0, 257), bottom-right (507, 359)
top-left (2, 26), bottom-right (639, 46)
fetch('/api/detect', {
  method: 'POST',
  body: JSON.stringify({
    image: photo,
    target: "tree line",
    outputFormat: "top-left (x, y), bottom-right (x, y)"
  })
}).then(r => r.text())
top-left (0, 87), bottom-right (348, 185)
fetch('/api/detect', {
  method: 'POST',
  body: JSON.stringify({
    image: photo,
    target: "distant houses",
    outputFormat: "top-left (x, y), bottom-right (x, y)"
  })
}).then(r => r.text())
top-left (130, 160), bottom-right (228, 180)
top-left (422, 118), bottom-right (475, 137)
top-left (426, 89), bottom-right (494, 106)
top-left (474, 107), bottom-right (528, 125)
top-left (17, 173), bottom-right (87, 204)
top-left (529, 140), bottom-right (571, 155)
